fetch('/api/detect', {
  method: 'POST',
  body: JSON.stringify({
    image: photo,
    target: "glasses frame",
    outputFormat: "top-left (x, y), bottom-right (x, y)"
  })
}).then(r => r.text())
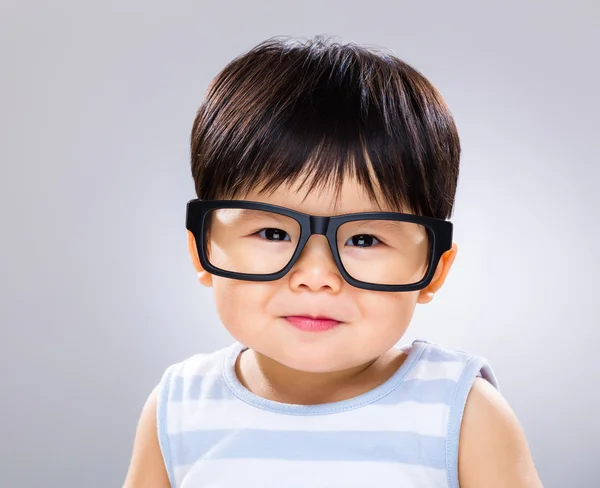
top-left (186, 199), bottom-right (453, 292)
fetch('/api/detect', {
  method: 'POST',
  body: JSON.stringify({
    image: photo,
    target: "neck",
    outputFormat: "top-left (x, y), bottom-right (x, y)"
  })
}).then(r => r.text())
top-left (235, 348), bottom-right (405, 405)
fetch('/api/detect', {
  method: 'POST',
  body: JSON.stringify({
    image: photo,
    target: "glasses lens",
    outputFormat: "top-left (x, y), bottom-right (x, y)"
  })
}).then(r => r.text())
top-left (204, 208), bottom-right (301, 275)
top-left (337, 219), bottom-right (431, 285)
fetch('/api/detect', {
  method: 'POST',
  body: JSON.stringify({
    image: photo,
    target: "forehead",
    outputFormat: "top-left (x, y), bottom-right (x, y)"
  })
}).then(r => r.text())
top-left (241, 176), bottom-right (403, 216)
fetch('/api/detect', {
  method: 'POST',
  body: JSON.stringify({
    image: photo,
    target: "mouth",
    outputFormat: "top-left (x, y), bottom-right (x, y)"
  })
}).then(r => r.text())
top-left (283, 315), bottom-right (343, 332)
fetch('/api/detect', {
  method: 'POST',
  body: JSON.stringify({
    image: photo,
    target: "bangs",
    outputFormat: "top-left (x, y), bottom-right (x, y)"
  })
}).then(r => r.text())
top-left (191, 36), bottom-right (460, 219)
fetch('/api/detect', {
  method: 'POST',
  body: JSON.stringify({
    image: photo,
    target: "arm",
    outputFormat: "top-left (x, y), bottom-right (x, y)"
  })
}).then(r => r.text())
top-left (122, 386), bottom-right (172, 488)
top-left (458, 377), bottom-right (544, 488)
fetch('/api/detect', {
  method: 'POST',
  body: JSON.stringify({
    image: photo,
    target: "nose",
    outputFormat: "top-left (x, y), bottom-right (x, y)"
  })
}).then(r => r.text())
top-left (288, 235), bottom-right (343, 293)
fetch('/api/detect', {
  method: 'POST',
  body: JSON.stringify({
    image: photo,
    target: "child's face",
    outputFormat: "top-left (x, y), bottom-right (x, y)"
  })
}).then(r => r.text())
top-left (188, 177), bottom-right (457, 373)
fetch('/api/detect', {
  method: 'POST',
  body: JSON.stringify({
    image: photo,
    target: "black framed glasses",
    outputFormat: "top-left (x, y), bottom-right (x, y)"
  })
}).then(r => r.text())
top-left (186, 200), bottom-right (453, 292)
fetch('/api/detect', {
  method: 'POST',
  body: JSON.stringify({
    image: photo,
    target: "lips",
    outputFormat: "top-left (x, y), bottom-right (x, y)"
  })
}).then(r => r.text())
top-left (284, 315), bottom-right (342, 332)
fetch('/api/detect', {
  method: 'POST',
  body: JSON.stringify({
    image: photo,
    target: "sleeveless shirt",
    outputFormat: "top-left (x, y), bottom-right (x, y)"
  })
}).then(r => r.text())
top-left (156, 339), bottom-right (498, 487)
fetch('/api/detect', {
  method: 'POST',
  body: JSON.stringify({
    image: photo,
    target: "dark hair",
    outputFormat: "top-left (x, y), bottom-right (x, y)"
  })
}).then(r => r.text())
top-left (190, 35), bottom-right (460, 219)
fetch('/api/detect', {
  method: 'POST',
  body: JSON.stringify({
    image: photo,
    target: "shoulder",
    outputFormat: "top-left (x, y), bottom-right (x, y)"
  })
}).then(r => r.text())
top-left (156, 344), bottom-right (236, 410)
top-left (123, 345), bottom-right (235, 488)
top-left (155, 344), bottom-right (234, 400)
top-left (405, 340), bottom-right (542, 486)
top-left (164, 345), bottom-right (232, 380)
top-left (122, 386), bottom-right (171, 488)
top-left (458, 377), bottom-right (544, 487)
top-left (405, 340), bottom-right (499, 388)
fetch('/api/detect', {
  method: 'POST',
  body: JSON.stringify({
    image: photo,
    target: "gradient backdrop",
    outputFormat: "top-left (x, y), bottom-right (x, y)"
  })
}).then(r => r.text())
top-left (1, 1), bottom-right (598, 486)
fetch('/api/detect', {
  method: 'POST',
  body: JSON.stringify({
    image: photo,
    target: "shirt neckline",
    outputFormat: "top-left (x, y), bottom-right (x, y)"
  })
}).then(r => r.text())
top-left (221, 340), bottom-right (426, 416)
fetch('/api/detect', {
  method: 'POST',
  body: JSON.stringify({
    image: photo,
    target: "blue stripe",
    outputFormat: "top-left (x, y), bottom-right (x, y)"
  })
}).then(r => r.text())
top-left (168, 429), bottom-right (445, 469)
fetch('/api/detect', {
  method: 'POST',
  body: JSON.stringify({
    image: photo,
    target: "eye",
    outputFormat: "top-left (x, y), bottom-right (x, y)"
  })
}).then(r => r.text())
top-left (345, 234), bottom-right (381, 247)
top-left (258, 228), bottom-right (291, 241)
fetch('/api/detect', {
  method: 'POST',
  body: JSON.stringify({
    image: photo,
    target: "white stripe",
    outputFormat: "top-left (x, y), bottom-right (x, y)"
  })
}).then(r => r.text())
top-left (176, 350), bottom-right (228, 377)
top-left (405, 359), bottom-right (465, 382)
top-left (167, 399), bottom-right (449, 437)
top-left (176, 459), bottom-right (447, 488)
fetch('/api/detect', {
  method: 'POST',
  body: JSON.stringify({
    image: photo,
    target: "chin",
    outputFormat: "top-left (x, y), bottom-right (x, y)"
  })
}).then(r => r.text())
top-left (274, 344), bottom-right (365, 374)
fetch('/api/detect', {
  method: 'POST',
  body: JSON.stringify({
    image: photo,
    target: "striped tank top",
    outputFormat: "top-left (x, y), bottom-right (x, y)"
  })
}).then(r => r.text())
top-left (156, 339), bottom-right (498, 488)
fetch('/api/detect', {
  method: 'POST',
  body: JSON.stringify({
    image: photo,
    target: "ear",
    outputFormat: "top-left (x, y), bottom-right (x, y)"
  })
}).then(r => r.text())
top-left (187, 230), bottom-right (213, 287)
top-left (417, 242), bottom-right (458, 304)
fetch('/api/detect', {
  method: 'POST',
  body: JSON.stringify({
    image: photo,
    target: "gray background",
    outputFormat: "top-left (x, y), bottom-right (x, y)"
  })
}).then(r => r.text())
top-left (1, 1), bottom-right (598, 486)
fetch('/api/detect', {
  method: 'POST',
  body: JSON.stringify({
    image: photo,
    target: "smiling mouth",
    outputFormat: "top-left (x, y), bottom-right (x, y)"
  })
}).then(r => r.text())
top-left (283, 316), bottom-right (342, 332)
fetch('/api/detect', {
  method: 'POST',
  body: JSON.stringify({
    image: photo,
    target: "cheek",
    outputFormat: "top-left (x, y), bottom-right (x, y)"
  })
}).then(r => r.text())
top-left (212, 278), bottom-right (275, 334)
top-left (355, 289), bottom-right (420, 337)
